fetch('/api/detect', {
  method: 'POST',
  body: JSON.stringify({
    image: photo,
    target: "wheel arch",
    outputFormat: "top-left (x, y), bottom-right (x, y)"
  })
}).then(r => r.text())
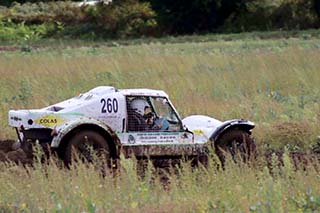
top-left (52, 121), bottom-right (121, 159)
top-left (210, 119), bottom-right (255, 143)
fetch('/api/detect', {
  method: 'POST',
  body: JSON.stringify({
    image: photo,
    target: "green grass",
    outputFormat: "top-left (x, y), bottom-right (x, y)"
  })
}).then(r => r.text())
top-left (3, 28), bottom-right (320, 46)
top-left (0, 33), bottom-right (320, 212)
top-left (0, 152), bottom-right (320, 212)
top-left (1, 35), bottom-right (320, 150)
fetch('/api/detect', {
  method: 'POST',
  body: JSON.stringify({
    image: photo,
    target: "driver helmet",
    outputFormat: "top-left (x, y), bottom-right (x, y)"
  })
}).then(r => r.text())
top-left (130, 98), bottom-right (150, 116)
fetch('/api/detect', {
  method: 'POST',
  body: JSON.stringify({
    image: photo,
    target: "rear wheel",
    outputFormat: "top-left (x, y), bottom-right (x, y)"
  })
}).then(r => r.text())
top-left (64, 130), bottom-right (111, 167)
top-left (215, 129), bottom-right (256, 165)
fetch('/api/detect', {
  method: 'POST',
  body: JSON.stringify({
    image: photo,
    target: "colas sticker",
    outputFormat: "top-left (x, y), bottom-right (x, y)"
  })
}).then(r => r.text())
top-left (35, 115), bottom-right (65, 128)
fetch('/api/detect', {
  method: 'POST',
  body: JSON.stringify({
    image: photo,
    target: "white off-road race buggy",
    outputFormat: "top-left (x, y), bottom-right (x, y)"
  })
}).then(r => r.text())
top-left (8, 86), bottom-right (256, 166)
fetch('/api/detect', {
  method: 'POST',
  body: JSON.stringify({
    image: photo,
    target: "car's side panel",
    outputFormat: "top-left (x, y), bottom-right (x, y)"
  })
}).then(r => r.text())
top-left (89, 92), bottom-right (127, 132)
top-left (50, 92), bottom-right (126, 148)
top-left (53, 92), bottom-right (127, 132)
top-left (119, 130), bottom-right (207, 157)
top-left (51, 117), bottom-right (121, 148)
top-left (118, 131), bottom-right (194, 145)
top-left (122, 143), bottom-right (208, 157)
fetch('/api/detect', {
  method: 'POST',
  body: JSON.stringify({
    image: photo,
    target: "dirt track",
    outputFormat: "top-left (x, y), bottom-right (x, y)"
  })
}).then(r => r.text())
top-left (0, 140), bottom-right (32, 164)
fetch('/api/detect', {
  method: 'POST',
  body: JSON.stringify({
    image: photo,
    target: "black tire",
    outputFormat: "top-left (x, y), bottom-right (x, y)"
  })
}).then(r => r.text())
top-left (215, 129), bottom-right (256, 165)
top-left (64, 130), bottom-right (111, 167)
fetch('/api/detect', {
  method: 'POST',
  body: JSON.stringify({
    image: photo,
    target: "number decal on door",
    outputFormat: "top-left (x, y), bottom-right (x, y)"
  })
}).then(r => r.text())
top-left (101, 98), bottom-right (118, 113)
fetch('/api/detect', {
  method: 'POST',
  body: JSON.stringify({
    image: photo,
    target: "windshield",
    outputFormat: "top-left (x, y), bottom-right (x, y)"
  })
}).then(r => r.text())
top-left (149, 97), bottom-right (182, 131)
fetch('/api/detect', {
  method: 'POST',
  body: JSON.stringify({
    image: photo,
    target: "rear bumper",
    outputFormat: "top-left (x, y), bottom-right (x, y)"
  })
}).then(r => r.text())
top-left (8, 110), bottom-right (30, 128)
top-left (14, 126), bottom-right (53, 145)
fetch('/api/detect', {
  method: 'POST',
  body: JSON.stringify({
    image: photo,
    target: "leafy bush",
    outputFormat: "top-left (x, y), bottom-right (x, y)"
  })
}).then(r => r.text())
top-left (146, 0), bottom-right (222, 34)
top-left (5, 1), bottom-right (87, 24)
top-left (223, 0), bottom-right (319, 31)
top-left (0, 0), bottom-right (58, 7)
top-left (271, 0), bottom-right (318, 29)
top-left (0, 0), bottom-right (157, 40)
top-left (0, 19), bottom-right (58, 42)
top-left (92, 0), bottom-right (157, 37)
top-left (0, 0), bottom-right (319, 39)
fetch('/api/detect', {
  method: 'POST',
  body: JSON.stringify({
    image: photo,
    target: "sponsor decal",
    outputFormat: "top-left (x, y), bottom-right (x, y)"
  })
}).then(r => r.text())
top-left (135, 132), bottom-right (180, 143)
top-left (122, 132), bottom-right (194, 145)
top-left (193, 129), bottom-right (204, 135)
top-left (128, 135), bottom-right (135, 144)
top-left (10, 116), bottom-right (22, 121)
top-left (35, 115), bottom-right (65, 128)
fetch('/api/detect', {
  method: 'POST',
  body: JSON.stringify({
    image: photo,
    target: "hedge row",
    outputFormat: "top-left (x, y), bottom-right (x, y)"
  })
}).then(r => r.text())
top-left (146, 0), bottom-right (320, 33)
top-left (0, 0), bottom-right (319, 41)
top-left (0, 0), bottom-right (157, 40)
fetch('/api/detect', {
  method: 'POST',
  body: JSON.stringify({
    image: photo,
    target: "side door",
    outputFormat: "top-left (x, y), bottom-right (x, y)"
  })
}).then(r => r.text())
top-left (120, 96), bottom-right (195, 157)
top-left (95, 93), bottom-right (127, 132)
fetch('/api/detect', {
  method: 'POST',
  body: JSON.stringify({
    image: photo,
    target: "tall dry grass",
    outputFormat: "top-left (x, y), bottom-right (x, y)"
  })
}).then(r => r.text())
top-left (0, 38), bottom-right (320, 150)
top-left (0, 151), bottom-right (320, 212)
top-left (0, 37), bottom-right (320, 210)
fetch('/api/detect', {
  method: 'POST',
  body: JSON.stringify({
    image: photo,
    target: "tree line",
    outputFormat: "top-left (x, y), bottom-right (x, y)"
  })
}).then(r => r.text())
top-left (0, 0), bottom-right (319, 38)
top-left (148, 0), bottom-right (320, 33)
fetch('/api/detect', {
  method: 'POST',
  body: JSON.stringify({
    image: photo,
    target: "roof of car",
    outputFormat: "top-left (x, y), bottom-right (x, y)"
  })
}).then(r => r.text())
top-left (87, 86), bottom-right (168, 97)
top-left (119, 88), bottom-right (168, 97)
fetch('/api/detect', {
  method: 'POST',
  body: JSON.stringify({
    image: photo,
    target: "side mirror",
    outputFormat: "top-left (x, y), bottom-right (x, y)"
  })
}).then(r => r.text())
top-left (184, 126), bottom-right (194, 141)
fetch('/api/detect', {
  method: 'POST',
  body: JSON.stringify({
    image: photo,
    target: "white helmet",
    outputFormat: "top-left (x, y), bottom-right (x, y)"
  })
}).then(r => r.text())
top-left (130, 98), bottom-right (150, 116)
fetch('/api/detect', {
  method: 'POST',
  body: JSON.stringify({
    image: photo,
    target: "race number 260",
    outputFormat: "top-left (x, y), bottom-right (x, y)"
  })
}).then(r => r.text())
top-left (101, 98), bottom-right (118, 113)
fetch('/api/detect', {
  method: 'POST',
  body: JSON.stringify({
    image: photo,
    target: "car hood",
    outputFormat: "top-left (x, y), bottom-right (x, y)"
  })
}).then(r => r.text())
top-left (182, 115), bottom-right (223, 142)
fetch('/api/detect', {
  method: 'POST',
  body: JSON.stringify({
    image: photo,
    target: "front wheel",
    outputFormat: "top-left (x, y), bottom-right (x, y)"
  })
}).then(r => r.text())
top-left (63, 130), bottom-right (111, 167)
top-left (215, 129), bottom-right (256, 165)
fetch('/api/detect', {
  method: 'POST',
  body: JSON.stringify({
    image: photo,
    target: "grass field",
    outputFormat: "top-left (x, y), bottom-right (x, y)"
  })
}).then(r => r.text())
top-left (0, 32), bottom-right (320, 211)
top-left (1, 34), bottom-right (320, 150)
top-left (0, 151), bottom-right (320, 212)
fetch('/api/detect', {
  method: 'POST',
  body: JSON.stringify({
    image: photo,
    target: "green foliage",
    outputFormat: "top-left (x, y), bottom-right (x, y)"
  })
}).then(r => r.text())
top-left (5, 1), bottom-right (86, 24)
top-left (17, 79), bottom-right (33, 106)
top-left (1, 0), bottom-right (320, 37)
top-left (0, 0), bottom-right (157, 40)
top-left (0, 34), bottom-right (320, 148)
top-left (316, 0), bottom-right (320, 18)
top-left (223, 0), bottom-right (319, 31)
top-left (146, 0), bottom-right (222, 34)
top-left (93, 0), bottom-right (157, 37)
top-left (0, 0), bottom-right (57, 7)
top-left (145, 0), bottom-right (320, 33)
top-left (0, 152), bottom-right (320, 211)
top-left (0, 19), bottom-right (58, 42)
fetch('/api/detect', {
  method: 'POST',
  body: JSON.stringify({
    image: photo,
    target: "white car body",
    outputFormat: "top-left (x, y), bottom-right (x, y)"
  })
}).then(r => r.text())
top-left (8, 86), bottom-right (254, 158)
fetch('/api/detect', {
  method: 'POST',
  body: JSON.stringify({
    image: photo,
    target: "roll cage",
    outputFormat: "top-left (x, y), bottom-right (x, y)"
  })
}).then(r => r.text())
top-left (125, 95), bottom-right (184, 132)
